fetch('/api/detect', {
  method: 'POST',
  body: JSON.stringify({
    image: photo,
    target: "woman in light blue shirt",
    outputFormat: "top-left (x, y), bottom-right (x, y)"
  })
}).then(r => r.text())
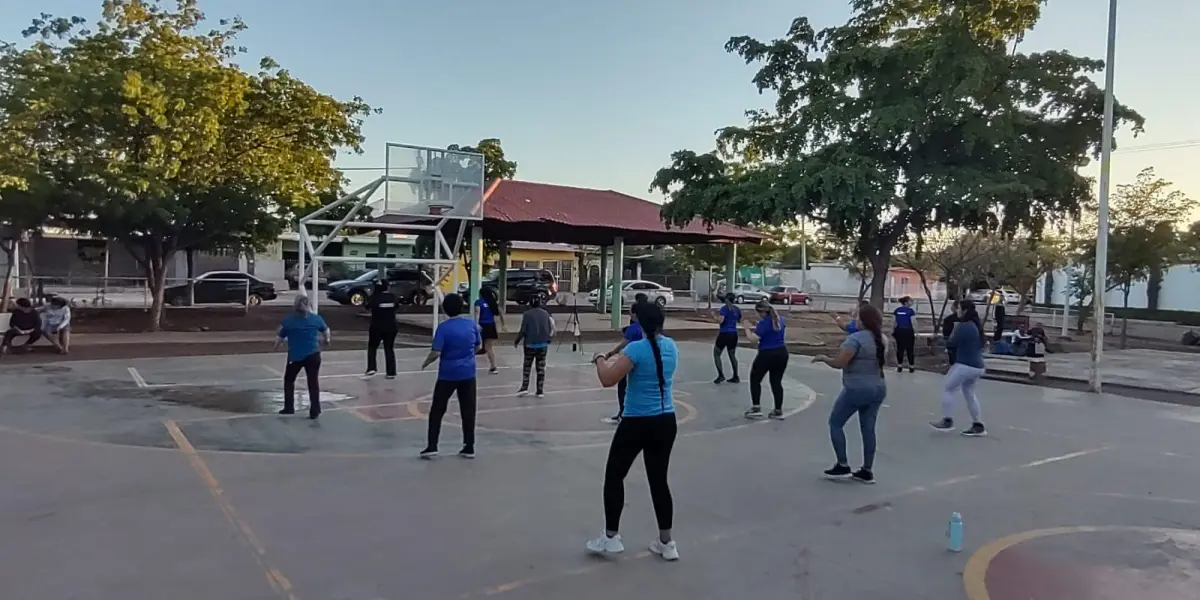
top-left (586, 302), bottom-right (680, 562)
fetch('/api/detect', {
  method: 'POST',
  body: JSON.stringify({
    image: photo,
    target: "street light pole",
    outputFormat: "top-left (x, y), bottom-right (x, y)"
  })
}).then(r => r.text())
top-left (1089, 0), bottom-right (1118, 393)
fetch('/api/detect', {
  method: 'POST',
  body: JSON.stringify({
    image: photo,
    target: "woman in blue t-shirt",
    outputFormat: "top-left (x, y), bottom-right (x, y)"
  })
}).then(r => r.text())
top-left (931, 299), bottom-right (987, 437)
top-left (587, 302), bottom-right (680, 561)
top-left (474, 287), bottom-right (506, 374)
top-left (892, 296), bottom-right (918, 373)
top-left (743, 300), bottom-right (789, 419)
top-left (709, 293), bottom-right (742, 384)
top-left (420, 293), bottom-right (483, 459)
top-left (599, 294), bottom-right (649, 424)
top-left (273, 294), bottom-right (330, 419)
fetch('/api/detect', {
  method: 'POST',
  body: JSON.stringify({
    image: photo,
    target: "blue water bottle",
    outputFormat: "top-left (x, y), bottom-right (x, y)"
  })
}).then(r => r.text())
top-left (947, 512), bottom-right (964, 553)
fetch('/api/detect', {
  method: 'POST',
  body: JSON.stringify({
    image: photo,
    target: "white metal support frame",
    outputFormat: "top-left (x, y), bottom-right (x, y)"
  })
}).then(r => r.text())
top-left (296, 174), bottom-right (474, 334)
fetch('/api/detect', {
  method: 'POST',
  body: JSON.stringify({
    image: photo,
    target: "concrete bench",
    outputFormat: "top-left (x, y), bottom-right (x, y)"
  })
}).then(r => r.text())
top-left (984, 352), bottom-right (1047, 379)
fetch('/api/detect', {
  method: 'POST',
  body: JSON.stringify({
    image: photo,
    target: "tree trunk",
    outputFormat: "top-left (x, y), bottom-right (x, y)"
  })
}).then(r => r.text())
top-left (1075, 298), bottom-right (1089, 334)
top-left (1119, 286), bottom-right (1131, 349)
top-left (185, 248), bottom-right (196, 305)
top-left (1044, 271), bottom-right (1055, 305)
top-left (868, 249), bottom-right (891, 308)
top-left (913, 270), bottom-right (936, 335)
top-left (146, 257), bottom-right (168, 332)
top-left (0, 249), bottom-right (14, 312)
top-left (1147, 266), bottom-right (1163, 310)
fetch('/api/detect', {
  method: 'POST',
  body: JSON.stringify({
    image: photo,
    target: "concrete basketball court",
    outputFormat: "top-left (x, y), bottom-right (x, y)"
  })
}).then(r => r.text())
top-left (1, 341), bottom-right (1198, 599)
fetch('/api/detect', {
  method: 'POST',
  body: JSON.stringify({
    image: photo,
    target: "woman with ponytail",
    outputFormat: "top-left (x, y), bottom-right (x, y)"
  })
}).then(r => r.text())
top-left (743, 300), bottom-right (789, 420)
top-left (812, 304), bottom-right (888, 483)
top-left (931, 299), bottom-right (987, 436)
top-left (474, 286), bottom-right (505, 374)
top-left (587, 302), bottom-right (680, 561)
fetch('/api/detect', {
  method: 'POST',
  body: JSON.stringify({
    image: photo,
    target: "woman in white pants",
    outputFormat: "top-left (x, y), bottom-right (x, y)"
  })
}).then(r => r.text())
top-left (930, 300), bottom-right (987, 437)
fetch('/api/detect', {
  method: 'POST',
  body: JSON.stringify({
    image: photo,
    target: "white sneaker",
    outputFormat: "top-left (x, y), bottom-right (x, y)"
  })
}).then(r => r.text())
top-left (585, 533), bottom-right (624, 555)
top-left (649, 540), bottom-right (679, 561)
top-left (517, 388), bottom-right (529, 397)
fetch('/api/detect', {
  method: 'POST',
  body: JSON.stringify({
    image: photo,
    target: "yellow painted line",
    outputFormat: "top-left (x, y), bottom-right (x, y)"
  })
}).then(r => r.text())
top-left (164, 420), bottom-right (300, 600)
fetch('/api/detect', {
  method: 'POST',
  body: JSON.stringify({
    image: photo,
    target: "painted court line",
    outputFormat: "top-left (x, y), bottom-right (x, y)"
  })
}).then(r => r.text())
top-left (127, 367), bottom-right (148, 388)
top-left (164, 420), bottom-right (299, 600)
top-left (142, 362), bottom-right (598, 389)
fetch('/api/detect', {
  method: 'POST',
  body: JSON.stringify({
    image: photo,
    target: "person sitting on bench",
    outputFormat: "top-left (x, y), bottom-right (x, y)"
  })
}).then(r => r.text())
top-left (39, 296), bottom-right (71, 354)
top-left (1, 298), bottom-right (42, 355)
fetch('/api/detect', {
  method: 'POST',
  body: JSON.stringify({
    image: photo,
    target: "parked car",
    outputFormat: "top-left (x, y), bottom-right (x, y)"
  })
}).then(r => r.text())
top-left (767, 285), bottom-right (810, 305)
top-left (458, 269), bottom-right (558, 305)
top-left (588, 279), bottom-right (674, 308)
top-left (285, 265), bottom-right (329, 291)
top-left (164, 271), bottom-right (277, 307)
top-left (966, 288), bottom-right (1026, 305)
top-left (326, 268), bottom-right (434, 307)
top-left (718, 283), bottom-right (770, 304)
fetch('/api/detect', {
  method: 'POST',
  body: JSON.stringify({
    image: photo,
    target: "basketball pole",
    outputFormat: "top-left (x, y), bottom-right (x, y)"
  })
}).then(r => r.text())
top-left (1089, 0), bottom-right (1118, 394)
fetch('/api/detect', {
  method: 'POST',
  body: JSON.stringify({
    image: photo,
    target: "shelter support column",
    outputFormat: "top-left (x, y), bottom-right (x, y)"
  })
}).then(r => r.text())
top-left (469, 226), bottom-right (483, 318)
top-left (610, 237), bottom-right (625, 330)
top-left (598, 246), bottom-right (609, 315)
top-left (497, 243), bottom-right (508, 315)
top-left (725, 244), bottom-right (738, 291)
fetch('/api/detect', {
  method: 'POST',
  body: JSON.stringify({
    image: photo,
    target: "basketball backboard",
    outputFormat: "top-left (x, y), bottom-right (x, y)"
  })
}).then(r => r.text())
top-left (382, 142), bottom-right (485, 220)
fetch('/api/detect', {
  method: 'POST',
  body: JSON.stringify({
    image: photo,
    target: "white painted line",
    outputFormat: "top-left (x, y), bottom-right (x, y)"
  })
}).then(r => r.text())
top-left (260, 365), bottom-right (283, 377)
top-left (1095, 492), bottom-right (1200, 506)
top-left (1017, 447), bottom-right (1108, 469)
top-left (127, 367), bottom-right (148, 388)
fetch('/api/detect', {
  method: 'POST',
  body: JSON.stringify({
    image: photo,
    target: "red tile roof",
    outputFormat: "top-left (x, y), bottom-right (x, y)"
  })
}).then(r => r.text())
top-left (482, 179), bottom-right (763, 245)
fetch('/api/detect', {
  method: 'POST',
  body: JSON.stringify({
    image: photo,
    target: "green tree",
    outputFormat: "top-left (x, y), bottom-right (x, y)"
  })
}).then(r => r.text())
top-left (650, 0), bottom-right (1143, 308)
top-left (1, 0), bottom-right (374, 329)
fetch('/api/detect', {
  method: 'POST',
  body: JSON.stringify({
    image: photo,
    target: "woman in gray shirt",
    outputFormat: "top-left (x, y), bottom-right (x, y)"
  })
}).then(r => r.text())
top-left (812, 304), bottom-right (888, 484)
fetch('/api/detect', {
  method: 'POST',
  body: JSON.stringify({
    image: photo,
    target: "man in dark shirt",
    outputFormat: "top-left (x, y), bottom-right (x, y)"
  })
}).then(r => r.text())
top-left (365, 280), bottom-right (399, 378)
top-left (2, 298), bottom-right (42, 355)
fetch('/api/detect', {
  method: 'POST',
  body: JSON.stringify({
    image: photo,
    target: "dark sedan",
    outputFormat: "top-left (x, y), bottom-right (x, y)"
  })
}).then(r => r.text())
top-left (164, 271), bottom-right (277, 306)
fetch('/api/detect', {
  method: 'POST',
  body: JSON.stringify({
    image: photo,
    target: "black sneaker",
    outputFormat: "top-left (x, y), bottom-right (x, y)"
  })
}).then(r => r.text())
top-left (385, 374), bottom-right (396, 380)
top-left (308, 411), bottom-right (320, 420)
top-left (459, 446), bottom-right (475, 459)
top-left (851, 469), bottom-right (876, 484)
top-left (363, 370), bottom-right (376, 378)
top-left (823, 464), bottom-right (852, 479)
top-left (728, 376), bottom-right (740, 384)
top-left (929, 418), bottom-right (954, 432)
top-left (768, 409), bottom-right (786, 420)
top-left (744, 406), bottom-right (765, 420)
top-left (488, 367), bottom-right (499, 374)
top-left (962, 423), bottom-right (987, 437)
top-left (419, 447), bottom-right (439, 459)
top-left (896, 366), bottom-right (904, 373)
top-left (908, 366), bottom-right (915, 373)
top-left (278, 408), bottom-right (295, 415)
top-left (713, 375), bottom-right (726, 384)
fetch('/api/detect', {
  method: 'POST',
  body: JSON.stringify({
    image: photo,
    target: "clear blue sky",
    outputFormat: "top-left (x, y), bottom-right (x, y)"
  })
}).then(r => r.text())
top-left (5, 0), bottom-right (1200, 210)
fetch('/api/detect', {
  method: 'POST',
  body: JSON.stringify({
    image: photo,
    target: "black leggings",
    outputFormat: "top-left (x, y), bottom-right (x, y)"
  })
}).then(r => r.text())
top-left (893, 328), bottom-right (915, 366)
top-left (427, 378), bottom-right (478, 450)
top-left (603, 413), bottom-right (678, 532)
top-left (750, 346), bottom-right (789, 411)
top-left (367, 328), bottom-right (397, 376)
top-left (616, 377), bottom-right (627, 414)
top-left (283, 352), bottom-right (322, 416)
top-left (713, 332), bottom-right (739, 378)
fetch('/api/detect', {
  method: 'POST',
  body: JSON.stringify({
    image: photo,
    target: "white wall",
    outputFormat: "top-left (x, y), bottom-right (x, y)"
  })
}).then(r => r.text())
top-left (1038, 263), bottom-right (1200, 311)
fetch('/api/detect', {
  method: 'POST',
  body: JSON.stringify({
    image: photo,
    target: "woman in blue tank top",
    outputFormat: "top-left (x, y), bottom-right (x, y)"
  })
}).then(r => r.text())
top-left (586, 302), bottom-right (680, 562)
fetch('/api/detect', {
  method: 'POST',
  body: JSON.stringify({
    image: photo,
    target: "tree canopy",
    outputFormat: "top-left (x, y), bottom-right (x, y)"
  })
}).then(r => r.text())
top-left (650, 0), bottom-right (1143, 307)
top-left (0, 0), bottom-right (373, 328)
